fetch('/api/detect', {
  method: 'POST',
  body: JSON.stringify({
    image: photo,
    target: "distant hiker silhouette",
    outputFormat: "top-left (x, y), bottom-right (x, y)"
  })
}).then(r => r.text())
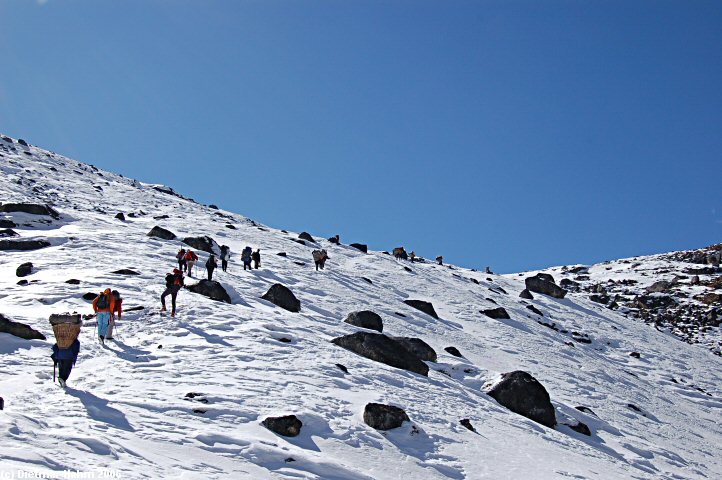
top-left (252, 249), bottom-right (261, 269)
top-left (185, 250), bottom-right (199, 277)
top-left (49, 313), bottom-right (82, 388)
top-left (220, 245), bottom-right (231, 272)
top-left (242, 246), bottom-right (253, 271)
top-left (486, 266), bottom-right (493, 274)
top-left (92, 289), bottom-right (115, 343)
top-left (410, 251), bottom-right (416, 263)
top-left (206, 254), bottom-right (218, 280)
top-left (161, 268), bottom-right (184, 317)
top-left (177, 248), bottom-right (187, 272)
top-left (312, 249), bottom-right (329, 271)
top-left (330, 234), bottom-right (340, 245)
top-left (436, 256), bottom-right (443, 266)
top-left (393, 247), bottom-right (408, 260)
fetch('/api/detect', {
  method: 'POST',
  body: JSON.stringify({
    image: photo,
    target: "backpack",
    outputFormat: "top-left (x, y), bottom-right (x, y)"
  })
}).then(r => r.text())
top-left (96, 292), bottom-right (110, 309)
top-left (165, 273), bottom-right (175, 287)
top-left (112, 290), bottom-right (121, 302)
top-left (242, 247), bottom-right (252, 260)
top-left (177, 249), bottom-right (185, 259)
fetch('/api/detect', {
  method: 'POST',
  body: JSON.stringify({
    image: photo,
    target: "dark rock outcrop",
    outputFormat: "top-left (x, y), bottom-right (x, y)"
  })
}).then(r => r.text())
top-left (392, 337), bottom-right (437, 362)
top-left (298, 232), bottom-right (315, 242)
top-left (147, 226), bottom-right (176, 240)
top-left (403, 299), bottom-right (439, 319)
top-left (0, 228), bottom-right (18, 237)
top-left (187, 280), bottom-right (231, 304)
top-left (444, 346), bottom-right (463, 357)
top-left (262, 415), bottom-right (302, 437)
top-left (344, 311), bottom-right (383, 332)
top-left (82, 292), bottom-right (97, 300)
top-left (525, 275), bottom-right (567, 299)
top-left (0, 239), bottom-right (51, 251)
top-left (0, 313), bottom-right (46, 340)
top-left (350, 243), bottom-right (368, 253)
top-left (363, 403), bottom-right (409, 430)
top-left (261, 284), bottom-right (301, 312)
top-left (485, 371), bottom-right (556, 428)
top-left (460, 419), bottom-right (475, 432)
top-left (16, 262), bottom-right (33, 277)
top-left (66, 279), bottom-right (81, 285)
top-left (526, 305), bottom-right (544, 316)
top-left (0, 219), bottom-right (17, 228)
top-left (112, 269), bottom-right (140, 276)
top-left (0, 203), bottom-right (59, 219)
top-left (115, 212), bottom-right (126, 221)
top-left (482, 307), bottom-right (510, 319)
top-left (183, 236), bottom-right (218, 254)
top-left (519, 289), bottom-right (534, 299)
top-left (568, 421), bottom-right (591, 436)
top-left (331, 332), bottom-right (429, 376)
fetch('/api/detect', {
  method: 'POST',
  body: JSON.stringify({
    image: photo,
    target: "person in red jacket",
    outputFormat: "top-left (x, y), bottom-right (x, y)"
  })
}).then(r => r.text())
top-left (185, 250), bottom-right (199, 277)
top-left (92, 288), bottom-right (116, 343)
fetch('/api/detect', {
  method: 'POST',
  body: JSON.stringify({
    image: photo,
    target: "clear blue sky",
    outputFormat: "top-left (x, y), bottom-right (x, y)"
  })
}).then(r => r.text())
top-left (2, 1), bottom-right (721, 272)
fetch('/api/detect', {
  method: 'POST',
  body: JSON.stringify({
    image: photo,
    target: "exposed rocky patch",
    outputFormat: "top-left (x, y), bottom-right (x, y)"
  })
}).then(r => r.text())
top-left (183, 236), bottom-right (218, 254)
top-left (188, 280), bottom-right (232, 304)
top-left (482, 307), bottom-right (510, 319)
top-left (147, 226), bottom-right (176, 240)
top-left (0, 203), bottom-right (59, 219)
top-left (344, 310), bottom-right (383, 332)
top-left (486, 371), bottom-right (556, 428)
top-left (363, 403), bottom-right (409, 430)
top-left (403, 299), bottom-right (439, 319)
top-left (261, 284), bottom-right (301, 312)
top-left (0, 239), bottom-right (51, 251)
top-left (331, 332), bottom-right (429, 376)
top-left (16, 262), bottom-right (33, 277)
top-left (0, 313), bottom-right (46, 340)
top-left (262, 415), bottom-right (302, 437)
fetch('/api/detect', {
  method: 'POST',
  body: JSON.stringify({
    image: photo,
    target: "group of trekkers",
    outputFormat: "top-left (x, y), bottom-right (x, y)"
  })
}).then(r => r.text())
top-left (393, 246), bottom-right (444, 265)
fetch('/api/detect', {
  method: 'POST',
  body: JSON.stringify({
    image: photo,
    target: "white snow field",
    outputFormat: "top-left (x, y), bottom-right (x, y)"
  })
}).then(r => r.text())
top-left (1, 135), bottom-right (720, 479)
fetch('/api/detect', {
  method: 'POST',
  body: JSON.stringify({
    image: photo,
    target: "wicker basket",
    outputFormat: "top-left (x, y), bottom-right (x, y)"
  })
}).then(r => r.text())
top-left (49, 313), bottom-right (82, 348)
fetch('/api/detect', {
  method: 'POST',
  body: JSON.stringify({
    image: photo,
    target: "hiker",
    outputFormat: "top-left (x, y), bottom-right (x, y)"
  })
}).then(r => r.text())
top-left (106, 290), bottom-right (123, 340)
top-left (436, 255), bottom-right (443, 265)
top-left (393, 247), bottom-right (408, 260)
top-left (185, 249), bottom-right (199, 277)
top-left (177, 248), bottom-right (187, 272)
top-left (51, 338), bottom-right (80, 388)
top-left (252, 249), bottom-right (261, 269)
top-left (410, 251), bottom-right (416, 263)
top-left (92, 289), bottom-right (116, 343)
top-left (329, 234), bottom-right (340, 245)
top-left (206, 254), bottom-right (218, 280)
top-left (312, 249), bottom-right (329, 271)
top-left (485, 266), bottom-right (493, 274)
top-left (241, 246), bottom-right (253, 271)
top-left (220, 245), bottom-right (231, 272)
top-left (161, 268), bottom-right (183, 316)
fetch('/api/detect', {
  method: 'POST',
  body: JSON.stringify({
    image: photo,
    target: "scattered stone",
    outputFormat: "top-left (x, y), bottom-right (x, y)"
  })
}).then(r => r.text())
top-left (112, 269), bottom-right (140, 276)
top-left (17, 280), bottom-right (28, 286)
top-left (277, 252), bottom-right (287, 257)
top-left (188, 280), bottom-right (232, 304)
top-left (0, 228), bottom-right (18, 237)
top-left (193, 409), bottom-right (207, 414)
top-left (0, 313), bottom-right (46, 340)
top-left (153, 215), bottom-right (170, 220)
top-left (183, 236), bottom-right (218, 254)
top-left (0, 219), bottom-right (17, 228)
top-left (519, 289), bottom-right (534, 299)
top-left (294, 261), bottom-right (306, 266)
top-left (17, 138), bottom-right (28, 146)
top-left (403, 266), bottom-right (413, 273)
top-left (444, 346), bottom-right (462, 357)
top-left (646, 281), bottom-right (671, 293)
top-left (262, 415), bottom-right (302, 437)
top-left (361, 277), bottom-right (373, 284)
top-left (627, 404), bottom-right (642, 413)
top-left (16, 262), bottom-right (33, 277)
top-left (589, 294), bottom-right (610, 304)
top-left (298, 232), bottom-right (315, 243)
top-left (147, 226), bottom-right (176, 240)
top-left (571, 332), bottom-right (592, 344)
top-left (0, 239), bottom-right (51, 251)
top-left (65, 279), bottom-right (81, 285)
top-left (629, 352), bottom-right (641, 359)
top-left (277, 337), bottom-right (292, 343)
top-left (0, 203), bottom-right (59, 219)
top-left (261, 284), bottom-right (301, 312)
top-left (226, 224), bottom-right (236, 230)
top-left (392, 337), bottom-right (437, 362)
top-left (525, 274), bottom-right (567, 299)
top-left (485, 371), bottom-right (556, 428)
top-left (394, 312), bottom-right (406, 317)
top-left (403, 299), bottom-right (439, 319)
top-left (460, 419), bottom-right (475, 432)
top-left (115, 212), bottom-right (126, 221)
top-left (363, 403), bottom-right (409, 430)
top-left (574, 406), bottom-right (597, 416)
top-left (482, 307), bottom-right (510, 319)
top-left (82, 292), bottom-right (98, 300)
top-left (331, 332), bottom-right (429, 376)
top-left (559, 279), bottom-right (581, 291)
top-left (0, 397), bottom-right (3, 410)
top-left (285, 458), bottom-right (295, 463)
top-left (344, 310), bottom-right (383, 332)
top-left (568, 421), bottom-right (591, 436)
top-left (208, 204), bottom-right (218, 209)
top-left (335, 363), bottom-right (348, 373)
top-left (350, 243), bottom-right (368, 253)
top-left (526, 305), bottom-right (543, 316)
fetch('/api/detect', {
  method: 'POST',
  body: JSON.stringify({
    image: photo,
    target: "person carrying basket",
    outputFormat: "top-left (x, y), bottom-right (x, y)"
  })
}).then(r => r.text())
top-left (49, 313), bottom-right (82, 388)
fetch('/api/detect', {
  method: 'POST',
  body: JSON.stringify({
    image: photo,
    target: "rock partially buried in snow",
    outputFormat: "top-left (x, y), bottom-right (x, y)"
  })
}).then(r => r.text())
top-left (332, 332), bottom-right (429, 376)
top-left (262, 415), bottom-right (302, 437)
top-left (391, 337), bottom-right (437, 362)
top-left (482, 307), bottom-right (510, 319)
top-left (16, 262), bottom-right (33, 277)
top-left (188, 280), bottom-right (231, 304)
top-left (403, 299), bottom-right (439, 319)
top-left (0, 228), bottom-right (18, 237)
top-left (485, 371), bottom-right (556, 428)
top-left (147, 226), bottom-right (177, 240)
top-left (115, 212), bottom-right (125, 221)
top-left (0, 239), bottom-right (51, 251)
top-left (568, 421), bottom-right (591, 436)
top-left (0, 219), bottom-right (17, 228)
top-left (519, 289), bottom-right (534, 300)
top-left (526, 304), bottom-right (544, 316)
top-left (183, 236), bottom-right (218, 255)
top-left (525, 274), bottom-right (567, 299)
top-left (363, 403), bottom-right (409, 430)
top-left (444, 346), bottom-right (463, 357)
top-left (82, 292), bottom-right (97, 301)
top-left (0, 203), bottom-right (59, 219)
top-left (261, 284), bottom-right (301, 312)
top-left (298, 232), bottom-right (315, 243)
top-left (0, 313), bottom-right (46, 341)
top-left (460, 419), bottom-right (475, 432)
top-left (112, 269), bottom-right (140, 276)
top-left (349, 243), bottom-right (368, 253)
top-left (344, 310), bottom-right (383, 332)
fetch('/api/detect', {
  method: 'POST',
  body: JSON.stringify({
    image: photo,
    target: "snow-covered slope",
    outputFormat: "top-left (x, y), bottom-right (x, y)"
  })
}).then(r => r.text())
top-left (1, 135), bottom-right (721, 479)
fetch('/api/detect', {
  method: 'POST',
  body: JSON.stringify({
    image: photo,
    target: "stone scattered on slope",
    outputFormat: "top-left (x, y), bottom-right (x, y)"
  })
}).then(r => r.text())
top-left (188, 280), bottom-right (231, 304)
top-left (460, 419), bottom-right (475, 432)
top-left (482, 307), bottom-right (510, 319)
top-left (363, 403), bottom-right (409, 430)
top-left (0, 239), bottom-right (51, 251)
top-left (0, 313), bottom-right (46, 341)
top-left (277, 252), bottom-right (287, 257)
top-left (65, 279), bottom-right (81, 285)
top-left (298, 232), bottom-right (315, 243)
top-left (403, 299), bottom-right (439, 319)
top-left (444, 346), bottom-right (463, 357)
top-left (568, 421), bottom-right (591, 436)
top-left (112, 269), bottom-right (140, 276)
top-left (391, 337), bottom-right (437, 362)
top-left (147, 226), bottom-right (176, 240)
top-left (361, 277), bottom-right (373, 285)
top-left (261, 284), bottom-right (301, 312)
top-left (485, 371), bottom-right (556, 428)
top-left (331, 332), bottom-right (429, 376)
top-left (519, 289), bottom-right (534, 299)
top-left (115, 212), bottom-right (126, 221)
top-left (0, 203), bottom-right (60, 219)
top-left (525, 274), bottom-right (567, 299)
top-left (0, 228), bottom-right (18, 237)
top-left (344, 310), bottom-right (383, 332)
top-left (16, 262), bottom-right (33, 277)
top-left (349, 243), bottom-right (368, 253)
top-left (183, 236), bottom-right (218, 254)
top-left (526, 305), bottom-right (544, 316)
top-left (335, 363), bottom-right (349, 374)
top-left (262, 415), bottom-right (302, 437)
top-left (0, 219), bottom-right (17, 228)
top-left (82, 292), bottom-right (97, 301)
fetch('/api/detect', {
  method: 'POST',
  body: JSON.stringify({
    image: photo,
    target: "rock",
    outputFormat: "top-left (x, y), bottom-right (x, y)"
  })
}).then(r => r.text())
top-left (482, 307), bottom-right (510, 319)
top-left (262, 415), bottom-right (302, 437)
top-left (17, 280), bottom-right (28, 286)
top-left (344, 311), bottom-right (383, 332)
top-left (361, 277), bottom-right (373, 284)
top-left (115, 212), bottom-right (125, 221)
top-left (460, 419), bottom-right (475, 432)
top-left (574, 406), bottom-right (597, 416)
top-left (0, 203), bottom-right (59, 219)
top-left (183, 236), bottom-right (218, 254)
top-left (403, 299), bottom-right (439, 319)
top-left (82, 292), bottom-right (98, 301)
top-left (277, 252), bottom-right (287, 257)
top-left (0, 313), bottom-right (46, 340)
top-left (16, 262), bottom-right (33, 277)
top-left (153, 215), bottom-right (169, 220)
top-left (535, 273), bottom-right (555, 284)
top-left (485, 371), bottom-right (556, 428)
top-left (17, 138), bottom-right (28, 146)
top-left (112, 269), bottom-right (140, 276)
top-left (526, 305), bottom-right (543, 316)
top-left (350, 243), bottom-right (368, 253)
top-left (335, 363), bottom-right (348, 373)
top-left (636, 294), bottom-right (676, 310)
top-left (0, 239), bottom-right (51, 251)
top-left (444, 346), bottom-right (462, 357)
top-left (568, 421), bottom-right (591, 436)
top-left (225, 224), bottom-right (236, 230)
top-left (331, 332), bottom-right (429, 376)
top-left (187, 280), bottom-right (231, 304)
top-left (589, 294), bottom-right (610, 304)
top-left (261, 284), bottom-right (301, 312)
top-left (630, 351), bottom-right (641, 358)
top-left (298, 232), bottom-right (315, 242)
top-left (363, 403), bottom-right (409, 430)
top-left (147, 226), bottom-right (177, 240)
top-left (391, 337), bottom-right (437, 362)
top-left (208, 204), bottom-right (218, 209)
top-left (572, 332), bottom-right (592, 344)
top-left (0, 397), bottom-right (3, 410)
top-left (646, 281), bottom-right (671, 293)
top-left (525, 275), bottom-right (567, 299)
top-left (0, 228), bottom-right (18, 237)
top-left (0, 219), bottom-right (17, 228)
top-left (65, 279), bottom-right (81, 284)
top-left (559, 279), bottom-right (581, 291)
top-left (519, 289), bottom-right (534, 299)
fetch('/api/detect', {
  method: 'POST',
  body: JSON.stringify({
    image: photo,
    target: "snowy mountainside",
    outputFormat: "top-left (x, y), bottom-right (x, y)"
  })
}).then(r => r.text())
top-left (1, 134), bottom-right (721, 479)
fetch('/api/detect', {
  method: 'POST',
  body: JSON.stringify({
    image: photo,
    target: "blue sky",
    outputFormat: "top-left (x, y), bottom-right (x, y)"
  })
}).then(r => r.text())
top-left (1, 0), bottom-right (721, 272)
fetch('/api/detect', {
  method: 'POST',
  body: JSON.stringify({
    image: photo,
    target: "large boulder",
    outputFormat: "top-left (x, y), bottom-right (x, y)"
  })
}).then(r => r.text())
top-left (331, 332), bottom-right (429, 376)
top-left (112, 269), bottom-right (140, 276)
top-left (482, 307), bottom-right (510, 319)
top-left (519, 289), bottom-right (534, 299)
top-left (485, 371), bottom-right (556, 428)
top-left (146, 225), bottom-right (176, 240)
top-left (363, 403), bottom-right (409, 430)
top-left (262, 415), bottom-right (302, 437)
top-left (391, 337), bottom-right (437, 362)
top-left (298, 232), bottom-right (315, 243)
top-left (187, 280), bottom-right (231, 304)
top-left (0, 219), bottom-right (17, 228)
top-left (0, 314), bottom-right (46, 340)
top-left (0, 239), bottom-right (51, 251)
top-left (16, 262), bottom-right (33, 277)
top-left (403, 299), bottom-right (439, 319)
top-left (349, 243), bottom-right (368, 253)
top-left (183, 236), bottom-right (218, 254)
top-left (0, 203), bottom-right (59, 219)
top-left (261, 284), bottom-right (301, 312)
top-left (0, 228), bottom-right (18, 237)
top-left (344, 311), bottom-right (383, 332)
top-left (525, 275), bottom-right (567, 299)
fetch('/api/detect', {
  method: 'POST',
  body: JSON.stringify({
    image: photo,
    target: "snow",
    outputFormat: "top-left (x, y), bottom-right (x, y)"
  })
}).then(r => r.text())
top-left (1, 135), bottom-right (721, 479)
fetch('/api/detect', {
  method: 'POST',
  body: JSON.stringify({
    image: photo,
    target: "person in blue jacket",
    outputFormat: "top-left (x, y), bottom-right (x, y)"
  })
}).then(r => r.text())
top-left (51, 339), bottom-right (80, 388)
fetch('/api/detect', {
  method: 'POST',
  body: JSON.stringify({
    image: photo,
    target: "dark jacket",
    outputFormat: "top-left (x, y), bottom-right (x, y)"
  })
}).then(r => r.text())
top-left (52, 340), bottom-right (80, 364)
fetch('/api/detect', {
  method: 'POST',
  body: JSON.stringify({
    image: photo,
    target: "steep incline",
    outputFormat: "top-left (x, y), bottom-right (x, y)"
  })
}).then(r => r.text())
top-left (1, 135), bottom-right (721, 479)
